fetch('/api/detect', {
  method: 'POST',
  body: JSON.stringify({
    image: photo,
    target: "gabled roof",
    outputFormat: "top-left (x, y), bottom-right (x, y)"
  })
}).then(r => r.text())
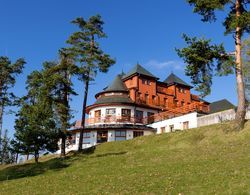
top-left (104, 74), bottom-right (128, 93)
top-left (163, 73), bottom-right (192, 88)
top-left (123, 63), bottom-right (158, 80)
top-left (95, 74), bottom-right (128, 98)
top-left (209, 99), bottom-right (235, 114)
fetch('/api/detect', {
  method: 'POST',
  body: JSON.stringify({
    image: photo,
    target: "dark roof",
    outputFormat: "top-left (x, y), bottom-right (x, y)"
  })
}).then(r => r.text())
top-left (163, 73), bottom-right (192, 88)
top-left (123, 63), bottom-right (158, 80)
top-left (94, 96), bottom-right (133, 105)
top-left (104, 74), bottom-right (128, 93)
top-left (209, 99), bottom-right (235, 114)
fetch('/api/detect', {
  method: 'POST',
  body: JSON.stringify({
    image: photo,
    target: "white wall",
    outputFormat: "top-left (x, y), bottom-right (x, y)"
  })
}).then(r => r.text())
top-left (148, 112), bottom-right (198, 134)
top-left (197, 109), bottom-right (235, 127)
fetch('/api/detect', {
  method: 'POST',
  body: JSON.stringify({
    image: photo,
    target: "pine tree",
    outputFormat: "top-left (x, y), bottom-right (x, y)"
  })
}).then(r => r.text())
top-left (13, 67), bottom-right (60, 163)
top-left (0, 129), bottom-right (15, 164)
top-left (66, 15), bottom-right (115, 151)
top-left (177, 0), bottom-right (250, 129)
top-left (41, 52), bottom-right (77, 157)
top-left (0, 56), bottom-right (25, 155)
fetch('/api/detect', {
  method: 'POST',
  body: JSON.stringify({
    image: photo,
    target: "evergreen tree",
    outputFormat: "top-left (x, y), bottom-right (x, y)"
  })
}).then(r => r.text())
top-left (177, 0), bottom-right (250, 129)
top-left (42, 52), bottom-right (77, 157)
top-left (13, 68), bottom-right (60, 163)
top-left (0, 129), bottom-right (15, 164)
top-left (0, 56), bottom-right (25, 155)
top-left (66, 15), bottom-right (115, 151)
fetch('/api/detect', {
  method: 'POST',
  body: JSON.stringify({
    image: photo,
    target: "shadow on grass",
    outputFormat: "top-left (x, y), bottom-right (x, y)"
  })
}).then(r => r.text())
top-left (94, 151), bottom-right (127, 158)
top-left (0, 156), bottom-right (75, 182)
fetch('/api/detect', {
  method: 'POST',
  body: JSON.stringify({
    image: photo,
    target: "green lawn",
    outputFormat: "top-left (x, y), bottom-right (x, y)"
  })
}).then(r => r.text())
top-left (0, 121), bottom-right (250, 194)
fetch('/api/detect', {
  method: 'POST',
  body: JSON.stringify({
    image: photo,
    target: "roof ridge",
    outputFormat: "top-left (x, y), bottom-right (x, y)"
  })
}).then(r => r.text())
top-left (163, 73), bottom-right (192, 87)
top-left (104, 74), bottom-right (128, 92)
top-left (123, 63), bottom-right (158, 79)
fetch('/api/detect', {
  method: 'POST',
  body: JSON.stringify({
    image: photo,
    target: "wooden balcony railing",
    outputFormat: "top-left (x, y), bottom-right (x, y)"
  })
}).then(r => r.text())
top-left (84, 116), bottom-right (149, 126)
top-left (72, 103), bottom-right (210, 129)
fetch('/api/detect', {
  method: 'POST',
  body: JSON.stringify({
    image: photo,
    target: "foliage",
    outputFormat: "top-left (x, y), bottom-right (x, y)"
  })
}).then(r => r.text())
top-left (41, 52), bottom-right (78, 156)
top-left (0, 121), bottom-right (250, 194)
top-left (66, 15), bottom-right (115, 150)
top-left (0, 56), bottom-right (25, 159)
top-left (242, 36), bottom-right (250, 74)
top-left (12, 64), bottom-right (62, 163)
top-left (0, 56), bottom-right (26, 108)
top-left (187, 0), bottom-right (250, 36)
top-left (179, 0), bottom-right (250, 127)
top-left (176, 34), bottom-right (234, 97)
top-left (0, 130), bottom-right (15, 164)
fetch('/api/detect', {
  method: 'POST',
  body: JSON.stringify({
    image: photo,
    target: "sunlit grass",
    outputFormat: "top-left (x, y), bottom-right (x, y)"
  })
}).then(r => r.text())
top-left (0, 121), bottom-right (250, 194)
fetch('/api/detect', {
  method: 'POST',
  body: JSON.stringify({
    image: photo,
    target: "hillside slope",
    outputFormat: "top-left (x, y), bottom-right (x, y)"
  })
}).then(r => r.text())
top-left (0, 121), bottom-right (250, 194)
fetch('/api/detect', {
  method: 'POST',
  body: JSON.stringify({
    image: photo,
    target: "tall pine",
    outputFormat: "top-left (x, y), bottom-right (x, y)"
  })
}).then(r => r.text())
top-left (67, 15), bottom-right (115, 151)
top-left (177, 0), bottom-right (250, 129)
top-left (0, 56), bottom-right (25, 155)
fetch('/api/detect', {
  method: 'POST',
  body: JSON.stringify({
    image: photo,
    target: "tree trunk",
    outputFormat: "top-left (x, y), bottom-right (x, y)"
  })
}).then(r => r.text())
top-left (26, 153), bottom-right (29, 161)
top-left (34, 151), bottom-right (39, 163)
top-left (78, 73), bottom-right (90, 151)
top-left (78, 35), bottom-right (94, 151)
top-left (0, 105), bottom-right (3, 157)
top-left (61, 70), bottom-right (69, 157)
top-left (61, 135), bottom-right (66, 157)
top-left (0, 82), bottom-right (3, 152)
top-left (235, 0), bottom-right (246, 129)
top-left (15, 152), bottom-right (19, 164)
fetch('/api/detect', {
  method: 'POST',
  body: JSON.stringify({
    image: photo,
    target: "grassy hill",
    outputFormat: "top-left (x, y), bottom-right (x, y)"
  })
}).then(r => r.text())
top-left (0, 121), bottom-right (250, 194)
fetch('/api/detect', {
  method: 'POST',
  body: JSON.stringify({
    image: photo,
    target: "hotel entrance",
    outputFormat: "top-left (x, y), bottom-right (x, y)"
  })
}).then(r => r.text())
top-left (97, 131), bottom-right (108, 143)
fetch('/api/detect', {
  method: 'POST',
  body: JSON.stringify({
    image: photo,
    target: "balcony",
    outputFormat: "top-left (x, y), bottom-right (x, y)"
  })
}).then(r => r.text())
top-left (135, 97), bottom-right (176, 109)
top-left (84, 116), bottom-right (149, 126)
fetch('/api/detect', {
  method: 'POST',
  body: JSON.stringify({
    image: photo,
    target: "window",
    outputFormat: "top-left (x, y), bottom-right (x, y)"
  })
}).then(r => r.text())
top-left (169, 125), bottom-right (174, 132)
top-left (145, 94), bottom-right (149, 103)
top-left (83, 132), bottom-right (91, 138)
top-left (105, 92), bottom-right (123, 96)
top-left (181, 101), bottom-right (184, 106)
top-left (183, 121), bottom-right (189, 130)
top-left (133, 131), bottom-right (144, 138)
top-left (83, 131), bottom-right (91, 144)
top-left (174, 100), bottom-right (178, 107)
top-left (97, 131), bottom-right (108, 143)
top-left (106, 108), bottom-right (116, 116)
top-left (160, 127), bottom-right (165, 134)
top-left (142, 78), bottom-right (150, 85)
top-left (95, 110), bottom-right (101, 122)
top-left (152, 95), bottom-right (156, 104)
top-left (115, 130), bottom-right (126, 141)
top-left (135, 110), bottom-right (144, 123)
top-left (122, 109), bottom-right (131, 121)
top-left (164, 98), bottom-right (168, 106)
top-left (147, 112), bottom-right (154, 123)
top-left (69, 134), bottom-right (76, 145)
top-left (178, 87), bottom-right (186, 94)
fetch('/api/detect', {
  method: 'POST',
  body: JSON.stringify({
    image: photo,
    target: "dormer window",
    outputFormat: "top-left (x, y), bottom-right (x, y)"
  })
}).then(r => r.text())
top-left (142, 79), bottom-right (150, 85)
top-left (178, 87), bottom-right (186, 93)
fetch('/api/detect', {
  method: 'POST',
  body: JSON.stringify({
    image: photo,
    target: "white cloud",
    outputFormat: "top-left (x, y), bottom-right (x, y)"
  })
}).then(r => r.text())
top-left (145, 60), bottom-right (184, 70)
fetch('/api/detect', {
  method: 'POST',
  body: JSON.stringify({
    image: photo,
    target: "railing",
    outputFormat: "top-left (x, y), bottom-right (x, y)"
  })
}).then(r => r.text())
top-left (135, 97), bottom-right (176, 108)
top-left (156, 87), bottom-right (174, 95)
top-left (84, 116), bottom-right (149, 126)
top-left (72, 103), bottom-right (210, 129)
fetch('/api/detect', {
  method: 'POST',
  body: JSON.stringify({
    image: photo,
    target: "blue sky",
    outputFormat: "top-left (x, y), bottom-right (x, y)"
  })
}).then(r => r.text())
top-left (1, 0), bottom-right (238, 136)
